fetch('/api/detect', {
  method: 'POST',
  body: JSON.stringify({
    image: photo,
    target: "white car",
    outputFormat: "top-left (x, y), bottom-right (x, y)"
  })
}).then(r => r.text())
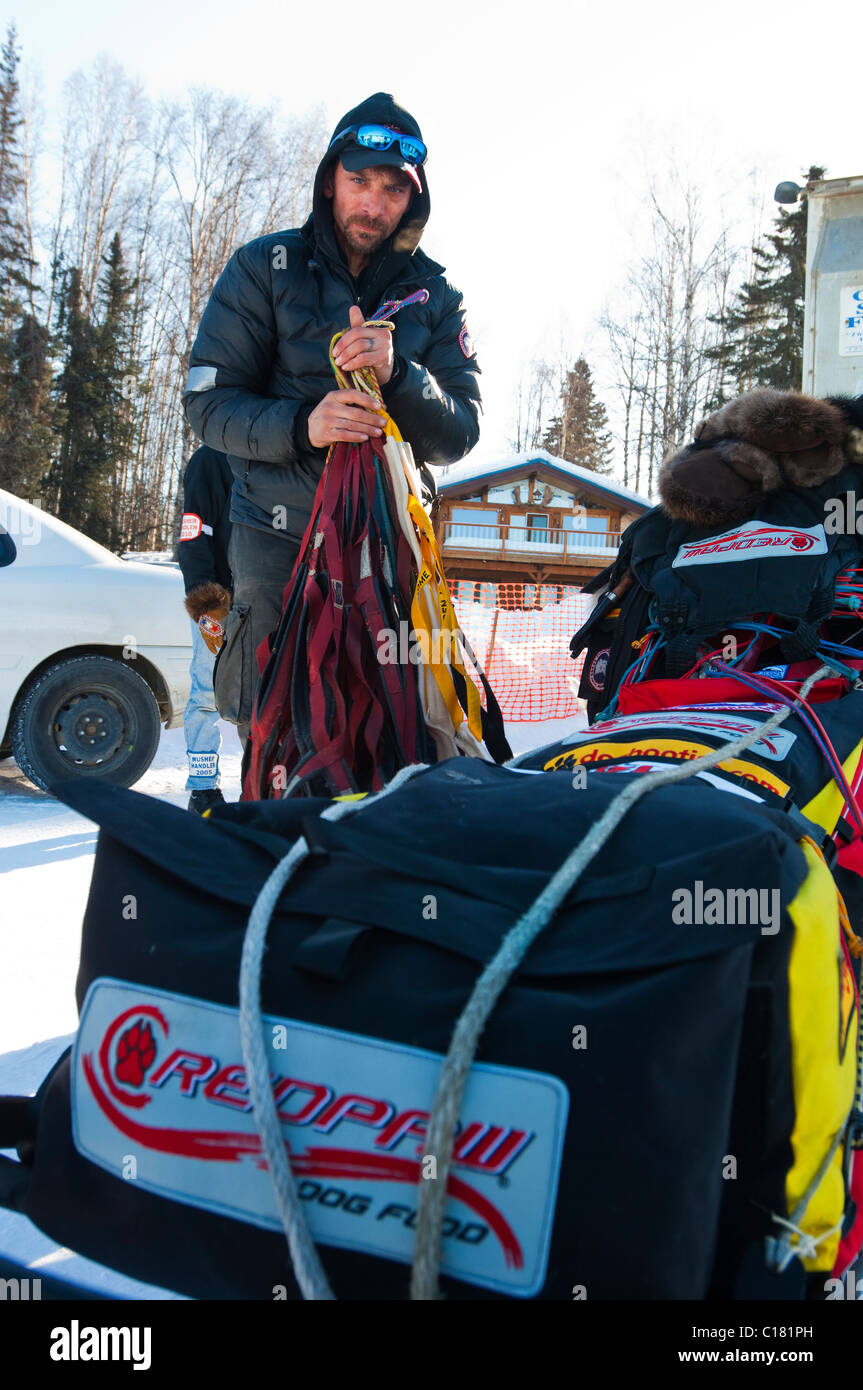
top-left (0, 490), bottom-right (192, 792)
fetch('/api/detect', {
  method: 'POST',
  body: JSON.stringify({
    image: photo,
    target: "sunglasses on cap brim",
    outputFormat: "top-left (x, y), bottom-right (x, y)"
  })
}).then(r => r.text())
top-left (330, 123), bottom-right (427, 167)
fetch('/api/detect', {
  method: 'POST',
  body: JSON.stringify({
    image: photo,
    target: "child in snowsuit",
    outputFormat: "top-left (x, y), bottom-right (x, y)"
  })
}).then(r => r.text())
top-left (177, 446), bottom-right (233, 813)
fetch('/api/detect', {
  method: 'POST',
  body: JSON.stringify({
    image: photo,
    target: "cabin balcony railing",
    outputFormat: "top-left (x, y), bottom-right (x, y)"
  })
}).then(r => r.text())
top-left (441, 521), bottom-right (621, 559)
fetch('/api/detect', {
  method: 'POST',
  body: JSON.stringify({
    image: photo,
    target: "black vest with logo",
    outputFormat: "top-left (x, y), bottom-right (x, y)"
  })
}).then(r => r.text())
top-left (619, 467), bottom-right (863, 680)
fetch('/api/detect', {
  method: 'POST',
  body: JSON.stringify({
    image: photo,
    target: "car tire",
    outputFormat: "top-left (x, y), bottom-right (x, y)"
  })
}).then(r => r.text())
top-left (10, 654), bottom-right (162, 793)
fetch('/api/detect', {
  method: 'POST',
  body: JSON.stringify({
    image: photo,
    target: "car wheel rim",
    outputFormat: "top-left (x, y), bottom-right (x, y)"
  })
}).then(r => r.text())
top-left (52, 691), bottom-right (128, 766)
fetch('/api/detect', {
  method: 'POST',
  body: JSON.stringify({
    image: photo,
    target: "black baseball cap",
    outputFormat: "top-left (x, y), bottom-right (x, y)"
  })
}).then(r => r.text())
top-left (329, 93), bottom-right (425, 194)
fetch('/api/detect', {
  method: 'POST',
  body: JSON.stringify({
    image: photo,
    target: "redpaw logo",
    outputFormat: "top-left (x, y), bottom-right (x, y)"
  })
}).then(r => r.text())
top-left (672, 520), bottom-right (828, 568)
top-left (92, 1005), bottom-right (169, 1112)
top-left (74, 981), bottom-right (568, 1296)
top-left (114, 1019), bottom-right (157, 1088)
top-left (86, 1006), bottom-right (532, 1176)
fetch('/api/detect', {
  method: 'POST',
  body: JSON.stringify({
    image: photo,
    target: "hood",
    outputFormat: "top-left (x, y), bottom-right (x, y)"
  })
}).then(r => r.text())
top-left (309, 92), bottom-right (431, 267)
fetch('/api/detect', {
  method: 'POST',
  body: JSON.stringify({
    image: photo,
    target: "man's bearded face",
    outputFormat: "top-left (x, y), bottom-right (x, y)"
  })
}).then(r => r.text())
top-left (325, 161), bottom-right (414, 260)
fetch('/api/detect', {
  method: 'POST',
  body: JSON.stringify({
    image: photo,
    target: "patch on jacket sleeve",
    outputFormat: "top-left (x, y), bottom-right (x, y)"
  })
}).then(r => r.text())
top-left (587, 648), bottom-right (609, 692)
top-left (458, 324), bottom-right (475, 359)
top-left (180, 513), bottom-right (203, 541)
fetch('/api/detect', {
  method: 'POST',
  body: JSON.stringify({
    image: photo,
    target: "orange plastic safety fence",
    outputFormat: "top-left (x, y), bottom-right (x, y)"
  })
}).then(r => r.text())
top-left (451, 580), bottom-right (594, 722)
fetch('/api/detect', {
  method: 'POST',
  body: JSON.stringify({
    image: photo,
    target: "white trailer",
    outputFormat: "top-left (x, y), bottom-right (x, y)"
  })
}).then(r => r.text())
top-left (799, 174), bottom-right (863, 398)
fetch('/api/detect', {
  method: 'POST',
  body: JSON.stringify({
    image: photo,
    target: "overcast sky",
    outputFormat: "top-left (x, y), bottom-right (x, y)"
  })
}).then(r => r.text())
top-left (13, 0), bottom-right (861, 484)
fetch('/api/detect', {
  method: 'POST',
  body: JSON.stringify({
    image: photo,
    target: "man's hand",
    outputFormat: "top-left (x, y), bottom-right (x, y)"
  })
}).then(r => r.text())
top-left (307, 387), bottom-right (387, 448)
top-left (332, 305), bottom-right (395, 384)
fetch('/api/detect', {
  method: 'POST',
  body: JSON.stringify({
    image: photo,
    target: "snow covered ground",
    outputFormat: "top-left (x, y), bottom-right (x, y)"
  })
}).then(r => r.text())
top-left (0, 710), bottom-right (582, 1297)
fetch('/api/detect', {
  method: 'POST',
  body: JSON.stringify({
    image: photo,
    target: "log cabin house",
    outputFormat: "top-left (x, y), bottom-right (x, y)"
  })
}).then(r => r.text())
top-left (433, 450), bottom-right (651, 602)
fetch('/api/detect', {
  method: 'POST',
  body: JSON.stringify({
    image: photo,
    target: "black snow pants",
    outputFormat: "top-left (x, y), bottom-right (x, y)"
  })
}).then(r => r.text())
top-left (214, 523), bottom-right (300, 745)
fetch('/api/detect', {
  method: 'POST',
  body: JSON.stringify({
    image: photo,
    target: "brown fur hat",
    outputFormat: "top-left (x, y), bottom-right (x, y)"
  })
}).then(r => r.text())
top-left (696, 388), bottom-right (847, 453)
top-left (827, 394), bottom-right (863, 463)
top-left (659, 439), bottom-right (782, 526)
top-left (660, 389), bottom-right (853, 526)
top-left (184, 582), bottom-right (231, 623)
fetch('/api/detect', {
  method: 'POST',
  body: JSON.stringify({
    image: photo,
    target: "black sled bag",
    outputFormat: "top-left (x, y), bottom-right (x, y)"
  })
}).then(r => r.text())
top-left (512, 687), bottom-right (863, 826)
top-left (578, 467), bottom-right (863, 703)
top-left (0, 763), bottom-right (854, 1299)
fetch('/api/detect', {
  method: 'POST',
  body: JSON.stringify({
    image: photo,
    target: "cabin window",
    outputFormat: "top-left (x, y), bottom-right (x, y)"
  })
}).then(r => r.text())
top-left (564, 514), bottom-right (611, 547)
top-left (448, 507), bottom-right (499, 544)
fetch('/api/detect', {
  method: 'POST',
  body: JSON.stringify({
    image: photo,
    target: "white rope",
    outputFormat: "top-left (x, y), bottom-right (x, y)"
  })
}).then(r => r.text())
top-left (768, 1213), bottom-right (844, 1266)
top-left (409, 666), bottom-right (830, 1299)
top-left (237, 761), bottom-right (429, 1300)
top-left (767, 1119), bottom-right (848, 1272)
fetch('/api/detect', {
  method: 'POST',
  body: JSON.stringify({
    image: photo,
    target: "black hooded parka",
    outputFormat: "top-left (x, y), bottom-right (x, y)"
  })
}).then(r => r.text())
top-left (183, 93), bottom-right (481, 540)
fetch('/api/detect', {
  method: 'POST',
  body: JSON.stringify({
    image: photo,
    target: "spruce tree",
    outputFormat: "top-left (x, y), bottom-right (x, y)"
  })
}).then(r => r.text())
top-left (706, 166), bottom-right (825, 402)
top-left (50, 263), bottom-right (104, 534)
top-left (49, 237), bottom-right (139, 546)
top-left (95, 233), bottom-right (138, 549)
top-left (0, 23), bottom-right (46, 496)
top-left (542, 358), bottom-right (614, 474)
top-left (2, 312), bottom-right (54, 495)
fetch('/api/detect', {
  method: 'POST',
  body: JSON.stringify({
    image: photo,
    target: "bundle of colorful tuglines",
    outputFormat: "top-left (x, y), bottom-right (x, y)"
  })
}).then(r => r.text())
top-left (242, 293), bottom-right (510, 801)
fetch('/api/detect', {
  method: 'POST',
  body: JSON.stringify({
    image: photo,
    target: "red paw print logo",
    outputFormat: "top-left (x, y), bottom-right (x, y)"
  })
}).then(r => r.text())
top-left (114, 1019), bottom-right (157, 1087)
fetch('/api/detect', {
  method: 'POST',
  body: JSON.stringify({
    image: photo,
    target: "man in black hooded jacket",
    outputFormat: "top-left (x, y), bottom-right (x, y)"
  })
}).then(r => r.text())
top-left (183, 92), bottom-right (481, 741)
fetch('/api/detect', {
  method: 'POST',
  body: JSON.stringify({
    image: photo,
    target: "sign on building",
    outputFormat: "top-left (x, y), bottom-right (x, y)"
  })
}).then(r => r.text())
top-left (840, 286), bottom-right (863, 357)
top-left (803, 176), bottom-right (863, 395)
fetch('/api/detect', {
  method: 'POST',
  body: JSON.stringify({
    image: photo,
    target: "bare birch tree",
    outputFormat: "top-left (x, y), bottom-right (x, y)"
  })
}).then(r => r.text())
top-left (153, 90), bottom-right (327, 534)
top-left (598, 306), bottom-right (644, 489)
top-left (600, 171), bottom-right (739, 495)
top-left (54, 57), bottom-right (148, 313)
top-left (510, 356), bottom-right (558, 452)
top-left (36, 60), bottom-right (327, 548)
